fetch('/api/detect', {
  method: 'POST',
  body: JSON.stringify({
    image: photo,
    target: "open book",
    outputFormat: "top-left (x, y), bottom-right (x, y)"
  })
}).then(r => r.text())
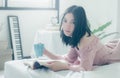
top-left (24, 59), bottom-right (53, 70)
top-left (23, 58), bottom-right (66, 70)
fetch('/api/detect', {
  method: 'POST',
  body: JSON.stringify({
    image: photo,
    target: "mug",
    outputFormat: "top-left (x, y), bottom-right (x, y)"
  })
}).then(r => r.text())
top-left (34, 43), bottom-right (44, 57)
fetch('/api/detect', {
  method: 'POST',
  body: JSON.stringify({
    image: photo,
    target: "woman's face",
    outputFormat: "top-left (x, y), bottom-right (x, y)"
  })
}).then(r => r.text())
top-left (61, 13), bottom-right (75, 37)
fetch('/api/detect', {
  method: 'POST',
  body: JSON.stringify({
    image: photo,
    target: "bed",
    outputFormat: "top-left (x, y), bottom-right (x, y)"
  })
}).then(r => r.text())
top-left (4, 59), bottom-right (120, 78)
top-left (4, 59), bottom-right (70, 78)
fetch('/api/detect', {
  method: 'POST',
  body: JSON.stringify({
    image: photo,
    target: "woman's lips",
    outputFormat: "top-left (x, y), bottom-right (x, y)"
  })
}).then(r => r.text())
top-left (64, 30), bottom-right (71, 33)
top-left (64, 30), bottom-right (71, 36)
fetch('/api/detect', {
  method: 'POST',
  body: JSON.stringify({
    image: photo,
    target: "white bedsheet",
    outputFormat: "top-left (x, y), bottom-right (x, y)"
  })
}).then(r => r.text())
top-left (4, 60), bottom-right (120, 78)
top-left (4, 60), bottom-right (70, 78)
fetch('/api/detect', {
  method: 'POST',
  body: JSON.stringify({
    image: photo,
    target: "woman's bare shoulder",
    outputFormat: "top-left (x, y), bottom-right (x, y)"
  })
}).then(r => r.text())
top-left (82, 34), bottom-right (97, 43)
top-left (78, 34), bottom-right (97, 49)
top-left (87, 34), bottom-right (97, 40)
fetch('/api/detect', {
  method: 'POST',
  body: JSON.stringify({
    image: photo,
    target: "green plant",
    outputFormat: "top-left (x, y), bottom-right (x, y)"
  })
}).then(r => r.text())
top-left (92, 21), bottom-right (119, 39)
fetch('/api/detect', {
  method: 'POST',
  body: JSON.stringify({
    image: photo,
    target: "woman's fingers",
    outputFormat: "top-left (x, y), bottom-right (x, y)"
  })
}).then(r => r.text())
top-left (47, 61), bottom-right (56, 64)
top-left (73, 60), bottom-right (80, 65)
top-left (44, 61), bottom-right (57, 67)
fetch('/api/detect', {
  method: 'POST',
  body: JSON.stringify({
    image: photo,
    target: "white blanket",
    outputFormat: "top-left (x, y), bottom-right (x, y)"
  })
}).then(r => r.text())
top-left (4, 60), bottom-right (120, 78)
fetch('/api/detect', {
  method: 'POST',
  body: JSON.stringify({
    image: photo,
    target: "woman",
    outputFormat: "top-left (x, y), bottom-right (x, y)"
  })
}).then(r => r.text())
top-left (39, 5), bottom-right (120, 72)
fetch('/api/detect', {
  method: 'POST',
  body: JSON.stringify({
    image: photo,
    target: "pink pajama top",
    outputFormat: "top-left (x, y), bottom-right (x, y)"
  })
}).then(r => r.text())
top-left (65, 36), bottom-right (120, 71)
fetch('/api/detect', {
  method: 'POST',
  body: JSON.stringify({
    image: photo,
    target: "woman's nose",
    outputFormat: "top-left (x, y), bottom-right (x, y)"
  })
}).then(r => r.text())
top-left (65, 22), bottom-right (71, 26)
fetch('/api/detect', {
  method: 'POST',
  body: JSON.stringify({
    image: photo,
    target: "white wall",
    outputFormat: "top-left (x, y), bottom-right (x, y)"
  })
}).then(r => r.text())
top-left (0, 10), bottom-right (56, 56)
top-left (117, 0), bottom-right (120, 38)
top-left (60, 0), bottom-right (118, 42)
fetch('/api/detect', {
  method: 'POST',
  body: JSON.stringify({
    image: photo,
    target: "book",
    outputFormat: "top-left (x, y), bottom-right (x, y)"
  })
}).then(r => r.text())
top-left (24, 59), bottom-right (53, 70)
top-left (23, 59), bottom-right (65, 70)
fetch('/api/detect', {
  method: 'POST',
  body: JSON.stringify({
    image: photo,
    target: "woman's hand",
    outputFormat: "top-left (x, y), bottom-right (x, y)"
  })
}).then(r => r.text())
top-left (69, 65), bottom-right (85, 72)
top-left (44, 60), bottom-right (69, 72)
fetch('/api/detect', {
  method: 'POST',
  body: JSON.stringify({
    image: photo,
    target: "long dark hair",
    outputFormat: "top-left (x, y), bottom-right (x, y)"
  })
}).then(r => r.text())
top-left (60, 5), bottom-right (91, 48)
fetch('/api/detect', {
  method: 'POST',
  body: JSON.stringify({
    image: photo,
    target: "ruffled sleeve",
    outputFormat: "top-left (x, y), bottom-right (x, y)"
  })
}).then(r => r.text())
top-left (64, 47), bottom-right (78, 64)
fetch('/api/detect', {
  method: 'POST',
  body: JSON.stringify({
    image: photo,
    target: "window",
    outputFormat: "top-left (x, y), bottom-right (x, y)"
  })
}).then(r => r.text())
top-left (0, 0), bottom-right (59, 10)
top-left (0, 0), bottom-right (59, 22)
top-left (0, 0), bottom-right (5, 7)
top-left (8, 0), bottom-right (55, 8)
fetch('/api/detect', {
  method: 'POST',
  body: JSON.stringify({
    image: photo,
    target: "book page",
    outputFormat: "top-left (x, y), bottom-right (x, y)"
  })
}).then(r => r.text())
top-left (23, 58), bottom-right (66, 69)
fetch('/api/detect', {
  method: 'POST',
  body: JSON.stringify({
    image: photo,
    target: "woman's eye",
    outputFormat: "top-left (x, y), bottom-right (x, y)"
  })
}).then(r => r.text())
top-left (73, 21), bottom-right (75, 24)
top-left (63, 19), bottom-right (67, 23)
top-left (63, 19), bottom-right (75, 25)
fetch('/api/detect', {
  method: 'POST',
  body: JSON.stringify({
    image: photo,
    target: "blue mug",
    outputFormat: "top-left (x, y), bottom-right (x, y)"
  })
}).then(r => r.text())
top-left (34, 43), bottom-right (44, 57)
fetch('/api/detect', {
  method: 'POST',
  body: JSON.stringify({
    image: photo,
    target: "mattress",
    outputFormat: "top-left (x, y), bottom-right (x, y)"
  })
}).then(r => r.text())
top-left (4, 59), bottom-right (120, 78)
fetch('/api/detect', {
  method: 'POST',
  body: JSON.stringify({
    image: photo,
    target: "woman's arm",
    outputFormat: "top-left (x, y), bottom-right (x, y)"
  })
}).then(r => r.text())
top-left (44, 47), bottom-right (78, 62)
top-left (43, 48), bottom-right (63, 60)
top-left (44, 60), bottom-right (69, 72)
top-left (43, 48), bottom-right (82, 72)
top-left (44, 39), bottom-right (99, 71)
top-left (68, 49), bottom-right (97, 72)
top-left (44, 60), bottom-right (83, 72)
top-left (69, 64), bottom-right (85, 72)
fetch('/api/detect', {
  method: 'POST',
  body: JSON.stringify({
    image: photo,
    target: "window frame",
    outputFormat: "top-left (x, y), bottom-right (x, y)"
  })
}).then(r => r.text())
top-left (0, 0), bottom-right (60, 23)
top-left (0, 0), bottom-right (59, 10)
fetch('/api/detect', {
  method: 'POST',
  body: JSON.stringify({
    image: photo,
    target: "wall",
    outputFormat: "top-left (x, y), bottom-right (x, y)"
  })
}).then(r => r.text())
top-left (60, 0), bottom-right (118, 43)
top-left (117, 0), bottom-right (120, 38)
top-left (0, 10), bottom-right (56, 56)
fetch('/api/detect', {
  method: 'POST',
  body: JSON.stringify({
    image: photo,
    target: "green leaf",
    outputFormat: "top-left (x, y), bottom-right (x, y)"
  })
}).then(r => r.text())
top-left (96, 32), bottom-right (105, 37)
top-left (92, 21), bottom-right (112, 34)
top-left (100, 32), bottom-right (119, 40)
